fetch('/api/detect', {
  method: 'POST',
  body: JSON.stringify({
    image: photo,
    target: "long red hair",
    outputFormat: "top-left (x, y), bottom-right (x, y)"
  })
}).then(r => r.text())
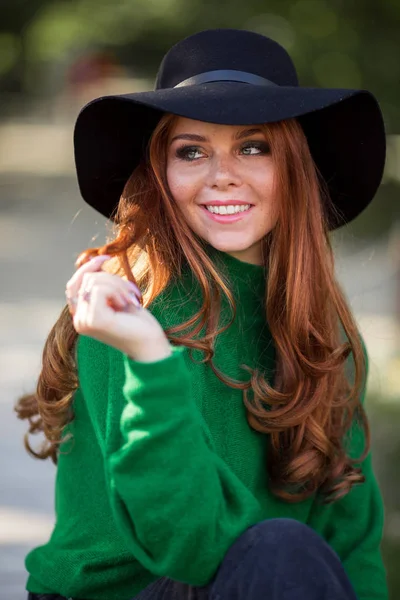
top-left (15, 114), bottom-right (369, 504)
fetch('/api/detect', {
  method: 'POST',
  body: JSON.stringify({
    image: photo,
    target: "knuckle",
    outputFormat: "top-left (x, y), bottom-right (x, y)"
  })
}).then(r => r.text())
top-left (72, 317), bottom-right (82, 333)
top-left (74, 317), bottom-right (92, 335)
top-left (85, 314), bottom-right (97, 329)
top-left (81, 272), bottom-right (92, 285)
top-left (80, 256), bottom-right (99, 270)
top-left (98, 272), bottom-right (121, 285)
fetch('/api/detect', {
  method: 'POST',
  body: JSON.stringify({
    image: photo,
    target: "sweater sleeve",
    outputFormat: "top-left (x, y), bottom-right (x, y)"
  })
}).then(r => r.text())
top-left (308, 337), bottom-right (388, 600)
top-left (98, 342), bottom-right (263, 586)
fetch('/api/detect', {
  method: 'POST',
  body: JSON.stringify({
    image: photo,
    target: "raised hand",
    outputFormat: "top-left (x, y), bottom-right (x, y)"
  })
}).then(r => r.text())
top-left (65, 255), bottom-right (172, 362)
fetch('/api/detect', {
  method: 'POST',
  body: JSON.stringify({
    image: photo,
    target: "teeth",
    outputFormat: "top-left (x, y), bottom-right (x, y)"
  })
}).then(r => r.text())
top-left (205, 204), bottom-right (251, 215)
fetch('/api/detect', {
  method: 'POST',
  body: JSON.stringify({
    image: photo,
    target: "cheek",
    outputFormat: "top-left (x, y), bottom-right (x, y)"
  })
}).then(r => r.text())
top-left (166, 165), bottom-right (199, 207)
top-left (249, 162), bottom-right (276, 201)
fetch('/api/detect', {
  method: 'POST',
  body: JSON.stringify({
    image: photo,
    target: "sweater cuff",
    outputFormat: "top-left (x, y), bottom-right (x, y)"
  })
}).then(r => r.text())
top-left (123, 343), bottom-right (185, 369)
top-left (122, 344), bottom-right (191, 404)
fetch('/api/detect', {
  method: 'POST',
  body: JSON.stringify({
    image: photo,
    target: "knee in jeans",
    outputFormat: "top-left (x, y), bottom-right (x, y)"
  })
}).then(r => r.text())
top-left (244, 517), bottom-right (326, 554)
top-left (214, 519), bottom-right (329, 592)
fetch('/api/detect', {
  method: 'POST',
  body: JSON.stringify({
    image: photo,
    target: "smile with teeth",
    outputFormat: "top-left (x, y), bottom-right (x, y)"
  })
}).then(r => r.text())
top-left (204, 204), bottom-right (251, 215)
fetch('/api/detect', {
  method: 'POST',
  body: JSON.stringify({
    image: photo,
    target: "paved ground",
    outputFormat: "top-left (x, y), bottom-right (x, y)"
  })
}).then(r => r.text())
top-left (0, 172), bottom-right (108, 598)
top-left (0, 163), bottom-right (399, 597)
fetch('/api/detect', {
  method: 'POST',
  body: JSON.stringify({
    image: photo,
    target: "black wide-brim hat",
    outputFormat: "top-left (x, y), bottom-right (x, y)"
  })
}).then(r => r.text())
top-left (74, 28), bottom-right (386, 230)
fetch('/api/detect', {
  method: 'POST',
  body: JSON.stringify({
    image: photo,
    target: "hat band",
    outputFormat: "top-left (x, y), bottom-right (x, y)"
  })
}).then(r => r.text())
top-left (173, 69), bottom-right (278, 88)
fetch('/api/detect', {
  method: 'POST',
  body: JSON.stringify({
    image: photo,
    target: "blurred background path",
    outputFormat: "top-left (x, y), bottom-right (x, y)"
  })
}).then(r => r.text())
top-left (0, 157), bottom-right (106, 597)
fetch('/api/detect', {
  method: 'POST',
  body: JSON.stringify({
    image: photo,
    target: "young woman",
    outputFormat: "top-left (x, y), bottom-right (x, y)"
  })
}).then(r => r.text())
top-left (16, 28), bottom-right (388, 600)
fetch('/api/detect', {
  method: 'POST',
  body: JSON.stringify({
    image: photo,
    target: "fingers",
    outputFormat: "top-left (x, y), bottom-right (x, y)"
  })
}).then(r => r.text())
top-left (66, 255), bottom-right (111, 306)
top-left (65, 254), bottom-right (142, 319)
top-left (73, 284), bottom-right (139, 335)
top-left (74, 284), bottom-right (112, 333)
top-left (80, 272), bottom-right (141, 299)
top-left (120, 287), bottom-right (142, 309)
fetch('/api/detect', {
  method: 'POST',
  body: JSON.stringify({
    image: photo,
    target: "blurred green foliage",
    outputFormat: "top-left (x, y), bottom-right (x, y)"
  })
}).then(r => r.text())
top-left (1, 0), bottom-right (399, 242)
top-left (369, 399), bottom-right (400, 599)
top-left (1, 0), bottom-right (400, 131)
top-left (382, 538), bottom-right (400, 599)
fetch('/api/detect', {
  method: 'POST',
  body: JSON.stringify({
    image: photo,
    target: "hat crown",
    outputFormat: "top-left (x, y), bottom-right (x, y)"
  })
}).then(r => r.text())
top-left (155, 28), bottom-right (299, 90)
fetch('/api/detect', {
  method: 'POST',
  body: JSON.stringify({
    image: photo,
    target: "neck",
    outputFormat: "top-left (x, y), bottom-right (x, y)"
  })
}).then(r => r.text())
top-left (205, 244), bottom-right (265, 275)
top-left (223, 241), bottom-right (263, 266)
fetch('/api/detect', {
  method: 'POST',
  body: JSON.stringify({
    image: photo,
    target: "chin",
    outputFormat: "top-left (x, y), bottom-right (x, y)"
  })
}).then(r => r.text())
top-left (206, 235), bottom-right (255, 254)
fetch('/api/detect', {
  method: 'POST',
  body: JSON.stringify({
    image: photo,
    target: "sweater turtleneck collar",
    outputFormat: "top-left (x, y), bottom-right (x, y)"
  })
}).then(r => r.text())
top-left (178, 242), bottom-right (268, 321)
top-left (203, 243), bottom-right (268, 319)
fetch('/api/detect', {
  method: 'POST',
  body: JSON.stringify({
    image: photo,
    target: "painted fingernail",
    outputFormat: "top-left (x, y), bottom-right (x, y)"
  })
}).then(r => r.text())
top-left (94, 254), bottom-right (111, 262)
top-left (129, 292), bottom-right (141, 308)
top-left (127, 281), bottom-right (141, 296)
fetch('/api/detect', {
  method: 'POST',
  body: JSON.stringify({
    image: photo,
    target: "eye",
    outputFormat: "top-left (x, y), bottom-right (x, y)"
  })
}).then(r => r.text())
top-left (175, 145), bottom-right (205, 161)
top-left (240, 141), bottom-right (271, 155)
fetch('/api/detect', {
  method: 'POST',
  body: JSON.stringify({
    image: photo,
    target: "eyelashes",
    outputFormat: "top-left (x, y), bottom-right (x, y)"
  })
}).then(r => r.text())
top-left (175, 141), bottom-right (271, 162)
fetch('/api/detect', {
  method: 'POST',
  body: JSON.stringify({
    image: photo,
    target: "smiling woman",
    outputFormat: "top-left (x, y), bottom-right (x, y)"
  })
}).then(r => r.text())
top-left (15, 27), bottom-right (388, 600)
top-left (166, 118), bottom-right (277, 264)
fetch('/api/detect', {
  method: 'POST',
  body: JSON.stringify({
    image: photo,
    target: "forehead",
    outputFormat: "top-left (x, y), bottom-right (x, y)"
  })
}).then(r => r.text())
top-left (168, 116), bottom-right (259, 137)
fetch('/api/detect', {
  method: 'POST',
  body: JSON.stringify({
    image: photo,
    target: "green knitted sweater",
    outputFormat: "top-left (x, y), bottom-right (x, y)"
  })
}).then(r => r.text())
top-left (25, 246), bottom-right (388, 600)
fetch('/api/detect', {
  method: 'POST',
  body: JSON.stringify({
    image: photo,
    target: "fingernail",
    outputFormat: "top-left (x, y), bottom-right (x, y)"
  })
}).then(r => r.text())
top-left (127, 281), bottom-right (141, 296)
top-left (95, 254), bottom-right (111, 262)
top-left (129, 292), bottom-right (141, 308)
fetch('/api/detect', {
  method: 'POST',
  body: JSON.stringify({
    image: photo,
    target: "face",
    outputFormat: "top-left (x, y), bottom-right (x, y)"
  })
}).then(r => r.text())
top-left (166, 117), bottom-right (278, 265)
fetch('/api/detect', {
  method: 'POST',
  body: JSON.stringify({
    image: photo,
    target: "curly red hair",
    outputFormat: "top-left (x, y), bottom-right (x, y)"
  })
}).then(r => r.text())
top-left (15, 114), bottom-right (369, 504)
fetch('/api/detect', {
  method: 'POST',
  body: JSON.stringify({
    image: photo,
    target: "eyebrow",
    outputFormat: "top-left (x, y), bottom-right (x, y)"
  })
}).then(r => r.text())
top-left (169, 127), bottom-right (264, 144)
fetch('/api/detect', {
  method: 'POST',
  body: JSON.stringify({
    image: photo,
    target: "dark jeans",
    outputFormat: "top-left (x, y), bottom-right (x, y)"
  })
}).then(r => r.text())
top-left (28, 518), bottom-right (358, 600)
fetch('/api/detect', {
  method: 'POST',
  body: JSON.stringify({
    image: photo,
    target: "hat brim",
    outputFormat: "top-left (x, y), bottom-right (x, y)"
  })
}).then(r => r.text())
top-left (73, 82), bottom-right (386, 229)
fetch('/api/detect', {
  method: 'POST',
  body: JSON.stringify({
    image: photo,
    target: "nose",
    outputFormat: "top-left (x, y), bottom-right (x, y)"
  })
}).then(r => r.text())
top-left (208, 153), bottom-right (243, 190)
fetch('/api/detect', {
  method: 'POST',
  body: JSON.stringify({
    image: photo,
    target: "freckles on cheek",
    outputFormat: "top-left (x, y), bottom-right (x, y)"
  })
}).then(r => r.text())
top-left (170, 181), bottom-right (193, 204)
top-left (168, 169), bottom-right (198, 204)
